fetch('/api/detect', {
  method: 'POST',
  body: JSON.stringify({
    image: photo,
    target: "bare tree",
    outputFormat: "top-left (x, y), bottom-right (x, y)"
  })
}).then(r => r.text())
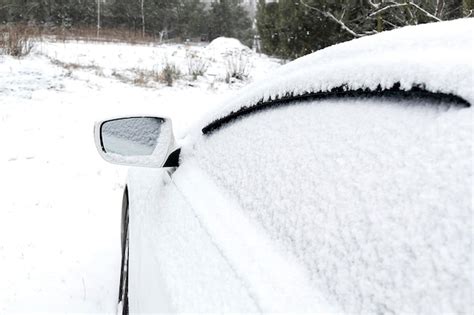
top-left (300, 0), bottom-right (466, 39)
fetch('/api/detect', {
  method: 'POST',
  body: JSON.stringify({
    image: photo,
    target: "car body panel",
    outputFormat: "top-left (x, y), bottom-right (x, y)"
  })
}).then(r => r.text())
top-left (172, 161), bottom-right (339, 313)
top-left (127, 167), bottom-right (260, 313)
top-left (127, 168), bottom-right (173, 313)
top-left (127, 95), bottom-right (472, 313)
top-left (187, 97), bottom-right (472, 313)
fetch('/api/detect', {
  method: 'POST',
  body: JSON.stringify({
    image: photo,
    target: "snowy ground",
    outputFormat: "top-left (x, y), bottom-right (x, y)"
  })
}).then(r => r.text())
top-left (0, 38), bottom-right (280, 313)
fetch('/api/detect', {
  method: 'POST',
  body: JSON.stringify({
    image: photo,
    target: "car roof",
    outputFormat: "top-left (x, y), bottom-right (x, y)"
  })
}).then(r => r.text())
top-left (200, 19), bottom-right (473, 134)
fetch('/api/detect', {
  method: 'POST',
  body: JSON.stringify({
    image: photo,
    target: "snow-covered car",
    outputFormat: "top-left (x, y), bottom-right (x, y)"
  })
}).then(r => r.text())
top-left (95, 19), bottom-right (472, 314)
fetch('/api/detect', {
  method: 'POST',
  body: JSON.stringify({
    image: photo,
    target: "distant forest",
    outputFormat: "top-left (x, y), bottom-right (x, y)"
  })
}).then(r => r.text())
top-left (0, 0), bottom-right (253, 43)
top-left (0, 0), bottom-right (472, 59)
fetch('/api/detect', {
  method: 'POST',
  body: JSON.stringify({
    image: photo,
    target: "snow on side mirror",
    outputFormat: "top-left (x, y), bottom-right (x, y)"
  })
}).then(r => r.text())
top-left (94, 116), bottom-right (176, 168)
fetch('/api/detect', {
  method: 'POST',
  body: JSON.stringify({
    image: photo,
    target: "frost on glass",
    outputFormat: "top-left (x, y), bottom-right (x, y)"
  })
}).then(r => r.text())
top-left (101, 117), bottom-right (164, 156)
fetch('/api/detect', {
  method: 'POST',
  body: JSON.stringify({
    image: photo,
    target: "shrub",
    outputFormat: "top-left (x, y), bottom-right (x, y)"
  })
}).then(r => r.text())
top-left (112, 69), bottom-right (154, 87)
top-left (133, 70), bottom-right (150, 86)
top-left (159, 61), bottom-right (181, 87)
top-left (225, 51), bottom-right (250, 83)
top-left (186, 51), bottom-right (209, 80)
top-left (0, 26), bottom-right (35, 58)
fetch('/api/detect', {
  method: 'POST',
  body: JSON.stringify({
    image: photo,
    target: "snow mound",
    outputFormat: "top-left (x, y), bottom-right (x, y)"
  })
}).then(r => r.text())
top-left (200, 19), bottom-right (473, 129)
top-left (206, 37), bottom-right (251, 56)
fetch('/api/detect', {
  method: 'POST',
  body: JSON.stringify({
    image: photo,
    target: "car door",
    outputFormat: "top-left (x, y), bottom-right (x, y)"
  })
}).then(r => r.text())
top-left (126, 167), bottom-right (261, 313)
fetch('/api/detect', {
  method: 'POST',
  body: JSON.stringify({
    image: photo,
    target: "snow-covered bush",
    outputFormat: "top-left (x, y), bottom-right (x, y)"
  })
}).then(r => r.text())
top-left (133, 70), bottom-right (150, 86)
top-left (159, 61), bottom-right (181, 87)
top-left (0, 26), bottom-right (34, 58)
top-left (110, 65), bottom-right (181, 88)
top-left (225, 51), bottom-right (250, 83)
top-left (186, 51), bottom-right (209, 80)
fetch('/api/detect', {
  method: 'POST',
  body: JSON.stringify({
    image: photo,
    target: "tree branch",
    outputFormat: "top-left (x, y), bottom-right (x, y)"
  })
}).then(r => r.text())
top-left (381, 18), bottom-right (398, 28)
top-left (301, 0), bottom-right (442, 41)
top-left (300, 0), bottom-right (364, 38)
top-left (369, 2), bottom-right (442, 22)
top-left (0, 4), bottom-right (15, 10)
top-left (366, 0), bottom-right (381, 9)
top-left (405, 5), bottom-right (417, 24)
top-left (369, 3), bottom-right (407, 17)
top-left (408, 2), bottom-right (442, 21)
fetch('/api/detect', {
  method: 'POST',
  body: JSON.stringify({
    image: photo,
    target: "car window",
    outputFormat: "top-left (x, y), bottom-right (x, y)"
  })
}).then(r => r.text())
top-left (187, 96), bottom-right (472, 314)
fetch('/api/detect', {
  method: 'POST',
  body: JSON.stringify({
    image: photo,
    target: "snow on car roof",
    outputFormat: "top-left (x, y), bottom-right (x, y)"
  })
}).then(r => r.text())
top-left (201, 19), bottom-right (473, 132)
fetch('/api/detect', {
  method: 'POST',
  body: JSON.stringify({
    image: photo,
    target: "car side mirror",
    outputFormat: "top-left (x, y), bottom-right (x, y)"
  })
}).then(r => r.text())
top-left (94, 116), bottom-right (177, 168)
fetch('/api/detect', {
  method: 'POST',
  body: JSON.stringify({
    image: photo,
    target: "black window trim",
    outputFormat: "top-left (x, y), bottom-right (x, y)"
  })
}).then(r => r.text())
top-left (202, 83), bottom-right (470, 135)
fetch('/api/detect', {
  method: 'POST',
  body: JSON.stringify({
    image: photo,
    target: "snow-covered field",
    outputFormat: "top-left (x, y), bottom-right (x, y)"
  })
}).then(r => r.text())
top-left (0, 38), bottom-right (280, 313)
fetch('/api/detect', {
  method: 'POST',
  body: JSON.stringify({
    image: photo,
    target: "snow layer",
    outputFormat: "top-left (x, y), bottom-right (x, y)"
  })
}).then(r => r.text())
top-left (206, 37), bottom-right (252, 56)
top-left (102, 117), bottom-right (164, 155)
top-left (37, 36), bottom-right (279, 88)
top-left (189, 97), bottom-right (472, 313)
top-left (0, 39), bottom-right (278, 313)
top-left (172, 161), bottom-right (340, 313)
top-left (127, 168), bottom-right (260, 313)
top-left (201, 19), bottom-right (474, 128)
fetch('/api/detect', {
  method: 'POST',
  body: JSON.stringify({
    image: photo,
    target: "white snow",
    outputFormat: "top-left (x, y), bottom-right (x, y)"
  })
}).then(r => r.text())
top-left (188, 97), bottom-right (472, 314)
top-left (200, 19), bottom-right (474, 129)
top-left (1, 19), bottom-right (471, 314)
top-left (206, 37), bottom-right (252, 56)
top-left (171, 161), bottom-right (340, 313)
top-left (0, 38), bottom-right (279, 313)
top-left (101, 118), bottom-right (164, 155)
top-left (37, 36), bottom-right (279, 90)
top-left (127, 168), bottom-right (262, 313)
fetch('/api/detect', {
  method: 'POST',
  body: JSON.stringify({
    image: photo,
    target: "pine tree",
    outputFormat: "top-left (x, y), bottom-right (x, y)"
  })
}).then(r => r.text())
top-left (175, 0), bottom-right (207, 39)
top-left (208, 0), bottom-right (252, 45)
top-left (256, 0), bottom-right (280, 55)
top-left (257, 0), bottom-right (343, 59)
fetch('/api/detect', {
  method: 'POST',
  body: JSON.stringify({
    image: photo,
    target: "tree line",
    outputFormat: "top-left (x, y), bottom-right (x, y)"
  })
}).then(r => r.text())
top-left (257, 0), bottom-right (472, 59)
top-left (1, 0), bottom-right (472, 59)
top-left (0, 0), bottom-right (253, 43)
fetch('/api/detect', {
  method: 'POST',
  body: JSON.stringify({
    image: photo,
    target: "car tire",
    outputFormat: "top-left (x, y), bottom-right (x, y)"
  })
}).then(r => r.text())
top-left (118, 187), bottom-right (129, 315)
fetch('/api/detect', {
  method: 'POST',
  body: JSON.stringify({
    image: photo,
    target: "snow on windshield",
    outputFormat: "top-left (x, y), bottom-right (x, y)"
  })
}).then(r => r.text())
top-left (187, 96), bottom-right (472, 314)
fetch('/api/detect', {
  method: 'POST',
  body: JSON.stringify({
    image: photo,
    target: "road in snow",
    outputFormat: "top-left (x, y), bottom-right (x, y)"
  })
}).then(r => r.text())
top-left (0, 39), bottom-right (280, 313)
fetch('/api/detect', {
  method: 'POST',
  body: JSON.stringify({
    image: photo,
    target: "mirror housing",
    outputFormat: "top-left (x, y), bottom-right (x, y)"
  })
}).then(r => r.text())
top-left (94, 116), bottom-right (177, 168)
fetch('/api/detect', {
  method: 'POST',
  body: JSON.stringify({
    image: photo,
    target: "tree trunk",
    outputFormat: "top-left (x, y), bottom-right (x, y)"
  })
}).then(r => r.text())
top-left (97, 0), bottom-right (101, 37)
top-left (141, 0), bottom-right (145, 38)
top-left (377, 14), bottom-right (382, 32)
